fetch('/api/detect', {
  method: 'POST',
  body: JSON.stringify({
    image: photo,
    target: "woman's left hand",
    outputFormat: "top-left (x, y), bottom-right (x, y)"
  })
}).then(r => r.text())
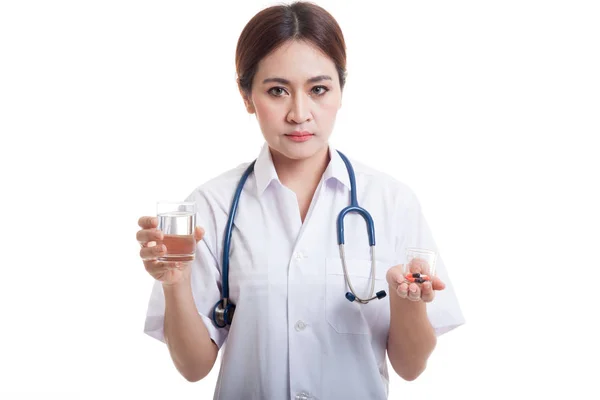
top-left (386, 259), bottom-right (446, 303)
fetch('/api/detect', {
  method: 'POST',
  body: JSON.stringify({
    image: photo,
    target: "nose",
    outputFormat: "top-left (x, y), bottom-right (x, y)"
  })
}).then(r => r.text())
top-left (287, 93), bottom-right (312, 124)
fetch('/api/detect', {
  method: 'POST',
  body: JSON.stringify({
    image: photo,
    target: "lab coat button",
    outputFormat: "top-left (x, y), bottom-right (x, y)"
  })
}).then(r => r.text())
top-left (294, 320), bottom-right (307, 331)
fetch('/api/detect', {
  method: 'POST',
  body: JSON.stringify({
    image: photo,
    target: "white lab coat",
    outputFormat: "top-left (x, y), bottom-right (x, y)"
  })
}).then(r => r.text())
top-left (144, 142), bottom-right (465, 399)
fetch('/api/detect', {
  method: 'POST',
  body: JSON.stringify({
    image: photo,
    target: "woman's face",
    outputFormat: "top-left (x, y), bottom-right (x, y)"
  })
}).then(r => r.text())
top-left (244, 40), bottom-right (342, 162)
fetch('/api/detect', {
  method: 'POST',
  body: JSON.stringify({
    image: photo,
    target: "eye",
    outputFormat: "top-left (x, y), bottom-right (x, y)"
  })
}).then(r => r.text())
top-left (312, 85), bottom-right (329, 96)
top-left (268, 87), bottom-right (288, 97)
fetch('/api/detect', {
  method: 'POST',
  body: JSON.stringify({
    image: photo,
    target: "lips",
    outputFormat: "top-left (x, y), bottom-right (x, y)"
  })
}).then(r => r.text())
top-left (285, 131), bottom-right (313, 137)
top-left (285, 131), bottom-right (314, 142)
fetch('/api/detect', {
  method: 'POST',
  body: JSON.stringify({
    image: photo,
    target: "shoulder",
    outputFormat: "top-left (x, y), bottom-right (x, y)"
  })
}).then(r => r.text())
top-left (184, 161), bottom-right (253, 208)
top-left (183, 162), bottom-right (253, 252)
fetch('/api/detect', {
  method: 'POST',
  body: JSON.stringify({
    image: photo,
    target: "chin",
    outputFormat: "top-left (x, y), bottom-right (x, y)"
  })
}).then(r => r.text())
top-left (271, 139), bottom-right (328, 161)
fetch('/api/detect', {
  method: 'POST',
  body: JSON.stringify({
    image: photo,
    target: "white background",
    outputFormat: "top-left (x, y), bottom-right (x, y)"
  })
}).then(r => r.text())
top-left (1, 0), bottom-right (598, 398)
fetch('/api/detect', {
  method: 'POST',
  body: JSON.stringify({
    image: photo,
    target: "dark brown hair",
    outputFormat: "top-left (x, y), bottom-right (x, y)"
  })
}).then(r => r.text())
top-left (235, 1), bottom-right (347, 96)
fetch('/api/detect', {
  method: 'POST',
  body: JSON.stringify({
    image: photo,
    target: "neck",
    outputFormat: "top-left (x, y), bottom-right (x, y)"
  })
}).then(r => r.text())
top-left (270, 145), bottom-right (330, 192)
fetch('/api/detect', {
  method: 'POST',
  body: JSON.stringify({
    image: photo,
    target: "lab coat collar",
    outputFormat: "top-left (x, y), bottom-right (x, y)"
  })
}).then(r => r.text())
top-left (253, 142), bottom-right (351, 196)
top-left (254, 143), bottom-right (279, 196)
top-left (323, 144), bottom-right (352, 190)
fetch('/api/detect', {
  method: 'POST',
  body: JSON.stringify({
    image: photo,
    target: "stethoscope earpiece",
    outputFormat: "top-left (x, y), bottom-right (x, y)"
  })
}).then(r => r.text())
top-left (345, 290), bottom-right (387, 303)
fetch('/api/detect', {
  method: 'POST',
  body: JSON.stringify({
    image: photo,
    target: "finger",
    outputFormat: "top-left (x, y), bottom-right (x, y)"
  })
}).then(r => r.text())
top-left (386, 265), bottom-right (404, 288)
top-left (408, 259), bottom-right (423, 274)
top-left (194, 226), bottom-right (205, 242)
top-left (396, 281), bottom-right (409, 298)
top-left (421, 281), bottom-right (435, 302)
top-left (144, 259), bottom-right (163, 275)
top-left (140, 244), bottom-right (166, 261)
top-left (431, 276), bottom-right (446, 291)
top-left (420, 261), bottom-right (431, 275)
top-left (407, 282), bottom-right (421, 302)
top-left (144, 259), bottom-right (180, 276)
top-left (415, 259), bottom-right (433, 275)
top-left (138, 216), bottom-right (158, 229)
top-left (137, 228), bottom-right (164, 246)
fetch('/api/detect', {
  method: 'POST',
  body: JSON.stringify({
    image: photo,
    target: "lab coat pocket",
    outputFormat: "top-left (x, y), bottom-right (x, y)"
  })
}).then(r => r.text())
top-left (325, 257), bottom-right (389, 335)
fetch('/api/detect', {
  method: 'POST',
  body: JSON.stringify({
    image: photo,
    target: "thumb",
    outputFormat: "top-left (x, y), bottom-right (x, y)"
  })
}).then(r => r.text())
top-left (432, 275), bottom-right (446, 291)
top-left (194, 226), bottom-right (205, 242)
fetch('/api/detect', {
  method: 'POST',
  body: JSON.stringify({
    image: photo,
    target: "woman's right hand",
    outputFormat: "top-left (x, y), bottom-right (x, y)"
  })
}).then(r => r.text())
top-left (136, 216), bottom-right (205, 286)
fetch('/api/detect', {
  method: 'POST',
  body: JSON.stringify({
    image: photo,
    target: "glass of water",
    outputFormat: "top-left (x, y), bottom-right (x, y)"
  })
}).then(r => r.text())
top-left (404, 247), bottom-right (437, 282)
top-left (156, 201), bottom-right (196, 262)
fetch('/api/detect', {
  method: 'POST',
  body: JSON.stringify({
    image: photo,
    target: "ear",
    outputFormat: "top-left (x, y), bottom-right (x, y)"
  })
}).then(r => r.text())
top-left (244, 97), bottom-right (256, 114)
top-left (239, 87), bottom-right (256, 114)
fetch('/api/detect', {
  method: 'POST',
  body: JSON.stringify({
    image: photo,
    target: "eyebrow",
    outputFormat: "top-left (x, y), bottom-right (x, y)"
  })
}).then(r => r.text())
top-left (262, 75), bottom-right (333, 85)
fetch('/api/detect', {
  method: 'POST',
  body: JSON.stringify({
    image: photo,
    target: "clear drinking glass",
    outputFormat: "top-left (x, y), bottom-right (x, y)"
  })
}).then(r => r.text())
top-left (404, 247), bottom-right (437, 282)
top-left (156, 201), bottom-right (196, 262)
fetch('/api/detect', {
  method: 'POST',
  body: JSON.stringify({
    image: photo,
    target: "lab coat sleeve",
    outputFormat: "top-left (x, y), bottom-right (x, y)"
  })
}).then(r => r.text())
top-left (143, 189), bottom-right (229, 349)
top-left (395, 189), bottom-right (466, 337)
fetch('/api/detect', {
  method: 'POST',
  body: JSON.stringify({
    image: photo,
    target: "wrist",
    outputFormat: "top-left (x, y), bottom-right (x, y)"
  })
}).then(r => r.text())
top-left (162, 273), bottom-right (192, 292)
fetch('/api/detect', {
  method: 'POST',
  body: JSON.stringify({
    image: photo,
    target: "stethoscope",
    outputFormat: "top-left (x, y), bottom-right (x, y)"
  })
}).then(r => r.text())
top-left (211, 150), bottom-right (387, 328)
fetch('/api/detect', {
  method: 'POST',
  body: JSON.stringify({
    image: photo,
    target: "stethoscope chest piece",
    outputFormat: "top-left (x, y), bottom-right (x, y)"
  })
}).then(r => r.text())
top-left (212, 298), bottom-right (235, 328)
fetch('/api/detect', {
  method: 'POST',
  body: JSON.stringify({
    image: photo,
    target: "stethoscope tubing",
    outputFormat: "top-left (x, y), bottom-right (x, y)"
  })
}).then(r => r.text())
top-left (212, 150), bottom-right (385, 328)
